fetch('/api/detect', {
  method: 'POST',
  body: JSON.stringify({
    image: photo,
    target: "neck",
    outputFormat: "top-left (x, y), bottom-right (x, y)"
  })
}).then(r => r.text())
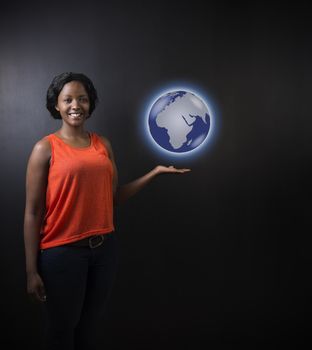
top-left (58, 124), bottom-right (88, 139)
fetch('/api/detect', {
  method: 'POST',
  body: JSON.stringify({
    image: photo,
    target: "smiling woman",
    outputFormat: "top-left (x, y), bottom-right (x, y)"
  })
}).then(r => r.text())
top-left (46, 72), bottom-right (98, 120)
top-left (55, 81), bottom-right (90, 123)
top-left (23, 72), bottom-right (191, 350)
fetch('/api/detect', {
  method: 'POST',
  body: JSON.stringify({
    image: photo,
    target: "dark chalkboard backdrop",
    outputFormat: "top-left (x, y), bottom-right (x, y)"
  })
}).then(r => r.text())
top-left (0, 1), bottom-right (310, 348)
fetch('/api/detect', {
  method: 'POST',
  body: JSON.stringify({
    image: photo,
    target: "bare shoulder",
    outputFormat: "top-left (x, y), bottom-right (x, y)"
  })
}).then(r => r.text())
top-left (98, 135), bottom-right (111, 147)
top-left (98, 135), bottom-right (112, 151)
top-left (29, 136), bottom-right (51, 165)
top-left (98, 135), bottom-right (114, 159)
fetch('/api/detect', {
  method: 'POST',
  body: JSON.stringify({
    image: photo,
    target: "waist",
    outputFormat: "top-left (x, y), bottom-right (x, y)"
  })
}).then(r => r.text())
top-left (65, 233), bottom-right (113, 248)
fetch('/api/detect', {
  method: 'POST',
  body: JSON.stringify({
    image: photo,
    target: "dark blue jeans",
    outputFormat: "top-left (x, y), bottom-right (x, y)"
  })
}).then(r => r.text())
top-left (38, 233), bottom-right (118, 350)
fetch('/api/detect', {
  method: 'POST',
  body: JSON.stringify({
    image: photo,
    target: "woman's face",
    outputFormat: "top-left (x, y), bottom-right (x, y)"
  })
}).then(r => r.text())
top-left (55, 81), bottom-right (90, 125)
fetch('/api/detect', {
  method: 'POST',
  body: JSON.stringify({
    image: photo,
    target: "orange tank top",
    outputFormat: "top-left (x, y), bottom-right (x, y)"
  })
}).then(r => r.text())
top-left (40, 131), bottom-right (114, 249)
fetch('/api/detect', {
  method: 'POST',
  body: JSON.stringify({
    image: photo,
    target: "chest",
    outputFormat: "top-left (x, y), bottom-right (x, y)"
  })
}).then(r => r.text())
top-left (49, 148), bottom-right (113, 181)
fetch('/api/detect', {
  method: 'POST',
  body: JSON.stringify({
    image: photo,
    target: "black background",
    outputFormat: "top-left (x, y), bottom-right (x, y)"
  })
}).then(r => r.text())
top-left (0, 1), bottom-right (311, 349)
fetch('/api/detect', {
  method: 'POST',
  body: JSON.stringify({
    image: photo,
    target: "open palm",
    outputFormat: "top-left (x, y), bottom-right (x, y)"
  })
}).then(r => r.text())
top-left (155, 165), bottom-right (191, 174)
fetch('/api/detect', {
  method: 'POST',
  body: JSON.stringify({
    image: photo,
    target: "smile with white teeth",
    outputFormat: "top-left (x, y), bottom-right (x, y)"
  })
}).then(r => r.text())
top-left (68, 113), bottom-right (82, 118)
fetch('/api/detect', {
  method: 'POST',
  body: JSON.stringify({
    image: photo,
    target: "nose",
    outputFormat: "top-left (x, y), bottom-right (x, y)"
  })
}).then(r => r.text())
top-left (71, 99), bottom-right (81, 110)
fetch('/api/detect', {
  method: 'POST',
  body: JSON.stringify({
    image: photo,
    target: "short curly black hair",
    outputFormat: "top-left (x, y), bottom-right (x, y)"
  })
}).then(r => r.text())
top-left (46, 72), bottom-right (99, 119)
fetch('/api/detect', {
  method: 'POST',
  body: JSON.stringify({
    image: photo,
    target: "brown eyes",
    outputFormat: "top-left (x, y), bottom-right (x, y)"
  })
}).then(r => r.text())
top-left (64, 98), bottom-right (89, 103)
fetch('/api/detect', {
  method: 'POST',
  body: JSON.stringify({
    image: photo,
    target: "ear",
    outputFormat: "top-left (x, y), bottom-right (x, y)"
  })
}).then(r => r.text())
top-left (55, 105), bottom-right (60, 111)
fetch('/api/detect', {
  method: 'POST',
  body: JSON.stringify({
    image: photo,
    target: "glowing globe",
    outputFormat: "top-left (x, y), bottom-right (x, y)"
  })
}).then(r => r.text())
top-left (148, 90), bottom-right (210, 153)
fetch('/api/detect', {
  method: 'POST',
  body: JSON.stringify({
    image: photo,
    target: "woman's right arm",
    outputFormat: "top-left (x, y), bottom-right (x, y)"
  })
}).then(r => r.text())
top-left (23, 138), bottom-right (50, 302)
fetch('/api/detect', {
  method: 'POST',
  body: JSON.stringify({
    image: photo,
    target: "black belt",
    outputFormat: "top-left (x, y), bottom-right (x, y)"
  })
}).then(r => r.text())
top-left (66, 233), bottom-right (113, 248)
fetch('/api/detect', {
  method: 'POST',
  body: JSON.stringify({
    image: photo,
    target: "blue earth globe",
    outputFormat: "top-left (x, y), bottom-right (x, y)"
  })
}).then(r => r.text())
top-left (148, 90), bottom-right (210, 153)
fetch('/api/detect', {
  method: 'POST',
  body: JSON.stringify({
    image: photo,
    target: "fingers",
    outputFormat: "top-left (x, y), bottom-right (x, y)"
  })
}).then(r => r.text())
top-left (29, 285), bottom-right (47, 303)
top-left (168, 166), bottom-right (191, 173)
top-left (33, 292), bottom-right (46, 303)
top-left (178, 168), bottom-right (191, 172)
top-left (176, 169), bottom-right (191, 173)
top-left (156, 165), bottom-right (191, 174)
top-left (37, 285), bottom-right (47, 302)
top-left (27, 273), bottom-right (47, 303)
top-left (29, 291), bottom-right (46, 303)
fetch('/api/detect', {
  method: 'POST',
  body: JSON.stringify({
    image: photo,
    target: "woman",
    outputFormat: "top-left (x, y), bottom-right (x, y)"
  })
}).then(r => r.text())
top-left (23, 72), bottom-right (190, 350)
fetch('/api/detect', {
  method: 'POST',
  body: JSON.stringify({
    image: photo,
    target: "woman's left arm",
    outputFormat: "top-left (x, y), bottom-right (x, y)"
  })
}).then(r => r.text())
top-left (100, 136), bottom-right (191, 206)
top-left (116, 165), bottom-right (190, 205)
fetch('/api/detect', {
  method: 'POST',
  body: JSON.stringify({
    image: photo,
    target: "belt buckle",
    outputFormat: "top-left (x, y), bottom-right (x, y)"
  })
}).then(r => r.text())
top-left (89, 235), bottom-right (104, 249)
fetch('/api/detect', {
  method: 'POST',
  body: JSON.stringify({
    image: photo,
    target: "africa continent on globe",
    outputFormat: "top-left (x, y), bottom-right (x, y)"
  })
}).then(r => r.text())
top-left (148, 90), bottom-right (211, 153)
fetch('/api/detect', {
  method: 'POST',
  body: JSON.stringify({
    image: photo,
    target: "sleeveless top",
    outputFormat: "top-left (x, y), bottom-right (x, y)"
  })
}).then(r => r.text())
top-left (40, 131), bottom-right (114, 249)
